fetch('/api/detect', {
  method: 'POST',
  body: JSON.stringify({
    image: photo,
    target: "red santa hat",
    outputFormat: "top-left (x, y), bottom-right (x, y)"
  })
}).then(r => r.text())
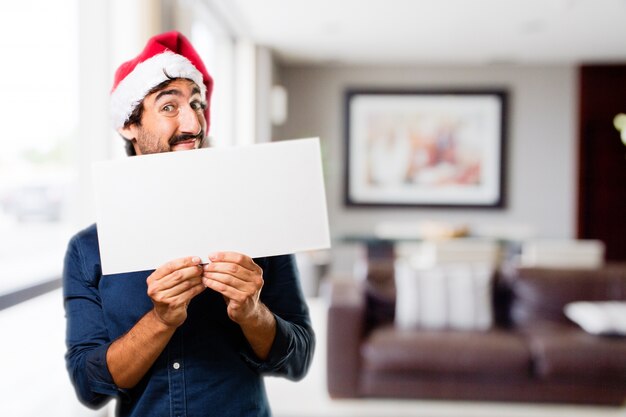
top-left (110, 31), bottom-right (213, 133)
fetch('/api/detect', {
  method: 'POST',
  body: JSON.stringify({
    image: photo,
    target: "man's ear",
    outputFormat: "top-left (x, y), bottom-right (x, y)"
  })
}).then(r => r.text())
top-left (117, 125), bottom-right (136, 141)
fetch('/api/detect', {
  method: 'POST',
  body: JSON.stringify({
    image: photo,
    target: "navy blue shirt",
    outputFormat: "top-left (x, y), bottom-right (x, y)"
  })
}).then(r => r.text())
top-left (63, 224), bottom-right (315, 417)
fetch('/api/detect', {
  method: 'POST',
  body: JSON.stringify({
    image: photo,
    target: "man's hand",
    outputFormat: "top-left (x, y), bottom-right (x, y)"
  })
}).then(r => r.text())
top-left (201, 252), bottom-right (265, 325)
top-left (147, 256), bottom-right (206, 328)
top-left (108, 256), bottom-right (206, 389)
top-left (202, 252), bottom-right (276, 359)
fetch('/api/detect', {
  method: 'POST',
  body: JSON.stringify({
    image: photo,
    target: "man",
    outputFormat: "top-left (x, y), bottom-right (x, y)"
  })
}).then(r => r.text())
top-left (64, 31), bottom-right (315, 417)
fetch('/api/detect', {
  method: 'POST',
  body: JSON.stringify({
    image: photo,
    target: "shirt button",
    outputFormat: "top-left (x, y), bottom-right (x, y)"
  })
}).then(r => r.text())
top-left (173, 362), bottom-right (181, 370)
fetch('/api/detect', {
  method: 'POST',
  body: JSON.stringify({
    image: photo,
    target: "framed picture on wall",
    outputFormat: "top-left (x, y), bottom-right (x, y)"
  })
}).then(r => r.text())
top-left (344, 89), bottom-right (507, 208)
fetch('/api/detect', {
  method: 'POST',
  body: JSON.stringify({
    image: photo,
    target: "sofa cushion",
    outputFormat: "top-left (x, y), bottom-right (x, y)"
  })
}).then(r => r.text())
top-left (363, 259), bottom-right (396, 329)
top-left (362, 325), bottom-right (530, 376)
top-left (528, 327), bottom-right (626, 382)
top-left (507, 266), bottom-right (626, 328)
top-left (394, 261), bottom-right (494, 330)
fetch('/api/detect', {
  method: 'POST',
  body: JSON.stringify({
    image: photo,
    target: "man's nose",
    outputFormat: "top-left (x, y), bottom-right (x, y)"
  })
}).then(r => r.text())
top-left (179, 105), bottom-right (202, 134)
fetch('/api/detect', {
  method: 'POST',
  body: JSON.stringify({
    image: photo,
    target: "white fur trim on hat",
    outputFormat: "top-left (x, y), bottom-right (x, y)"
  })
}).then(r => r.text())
top-left (110, 51), bottom-right (206, 130)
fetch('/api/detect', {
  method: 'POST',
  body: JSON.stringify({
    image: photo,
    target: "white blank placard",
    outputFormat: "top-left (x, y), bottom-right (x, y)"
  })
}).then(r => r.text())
top-left (93, 138), bottom-right (330, 275)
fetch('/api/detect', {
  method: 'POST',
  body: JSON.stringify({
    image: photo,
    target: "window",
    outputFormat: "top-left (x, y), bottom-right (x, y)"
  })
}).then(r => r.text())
top-left (0, 0), bottom-right (79, 295)
top-left (190, 3), bottom-right (236, 147)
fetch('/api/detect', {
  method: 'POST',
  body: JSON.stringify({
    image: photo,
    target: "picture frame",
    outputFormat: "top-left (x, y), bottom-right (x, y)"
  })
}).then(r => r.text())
top-left (344, 89), bottom-right (507, 208)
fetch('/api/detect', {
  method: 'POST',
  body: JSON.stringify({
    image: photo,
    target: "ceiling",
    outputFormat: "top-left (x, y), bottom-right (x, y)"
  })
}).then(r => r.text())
top-left (208, 0), bottom-right (626, 66)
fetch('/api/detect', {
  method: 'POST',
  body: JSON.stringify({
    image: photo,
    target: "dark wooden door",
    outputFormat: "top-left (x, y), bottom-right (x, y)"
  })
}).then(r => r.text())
top-left (578, 64), bottom-right (626, 261)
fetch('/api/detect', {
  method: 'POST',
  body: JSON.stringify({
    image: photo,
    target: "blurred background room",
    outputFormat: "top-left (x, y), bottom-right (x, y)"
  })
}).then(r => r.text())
top-left (1, 0), bottom-right (626, 416)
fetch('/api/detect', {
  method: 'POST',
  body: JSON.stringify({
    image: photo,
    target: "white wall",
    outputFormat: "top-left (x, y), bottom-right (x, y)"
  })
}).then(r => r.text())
top-left (274, 65), bottom-right (578, 240)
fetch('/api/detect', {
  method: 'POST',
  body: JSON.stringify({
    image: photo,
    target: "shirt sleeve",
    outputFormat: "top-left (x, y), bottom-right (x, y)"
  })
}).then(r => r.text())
top-left (241, 254), bottom-right (316, 380)
top-left (63, 233), bottom-right (127, 408)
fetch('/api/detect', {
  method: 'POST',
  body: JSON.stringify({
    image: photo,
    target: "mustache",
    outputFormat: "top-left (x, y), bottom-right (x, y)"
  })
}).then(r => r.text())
top-left (169, 131), bottom-right (204, 147)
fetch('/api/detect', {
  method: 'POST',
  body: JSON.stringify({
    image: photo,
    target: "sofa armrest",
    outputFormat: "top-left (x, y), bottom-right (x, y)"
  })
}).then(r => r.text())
top-left (325, 278), bottom-right (366, 398)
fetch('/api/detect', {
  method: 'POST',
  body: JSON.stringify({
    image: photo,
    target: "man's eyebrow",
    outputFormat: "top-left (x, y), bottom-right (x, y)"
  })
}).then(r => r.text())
top-left (154, 85), bottom-right (202, 102)
top-left (155, 88), bottom-right (183, 101)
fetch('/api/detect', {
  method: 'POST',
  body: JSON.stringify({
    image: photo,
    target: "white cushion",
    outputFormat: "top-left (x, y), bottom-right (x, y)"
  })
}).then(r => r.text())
top-left (396, 239), bottom-right (501, 268)
top-left (520, 239), bottom-right (605, 269)
top-left (394, 260), bottom-right (494, 330)
top-left (564, 301), bottom-right (626, 336)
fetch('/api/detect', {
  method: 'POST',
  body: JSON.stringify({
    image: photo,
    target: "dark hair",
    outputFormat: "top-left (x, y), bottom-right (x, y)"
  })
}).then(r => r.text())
top-left (119, 73), bottom-right (177, 156)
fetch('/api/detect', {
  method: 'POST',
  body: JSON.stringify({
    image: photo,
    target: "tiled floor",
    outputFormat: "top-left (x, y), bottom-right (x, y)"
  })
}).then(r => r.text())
top-left (2, 290), bottom-right (624, 417)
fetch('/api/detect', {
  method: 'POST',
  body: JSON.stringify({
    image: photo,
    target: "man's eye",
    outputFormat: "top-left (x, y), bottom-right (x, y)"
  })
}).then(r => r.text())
top-left (162, 104), bottom-right (175, 112)
top-left (191, 101), bottom-right (207, 111)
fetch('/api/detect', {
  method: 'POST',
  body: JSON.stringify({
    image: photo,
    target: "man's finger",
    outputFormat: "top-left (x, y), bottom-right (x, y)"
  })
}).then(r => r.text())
top-left (157, 275), bottom-right (204, 300)
top-left (203, 262), bottom-right (248, 279)
top-left (154, 256), bottom-right (202, 279)
top-left (208, 252), bottom-right (262, 273)
top-left (178, 281), bottom-right (207, 304)
top-left (203, 276), bottom-right (248, 302)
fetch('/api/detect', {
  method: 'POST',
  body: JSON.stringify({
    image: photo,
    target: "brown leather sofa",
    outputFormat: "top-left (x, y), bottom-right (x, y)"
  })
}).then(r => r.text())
top-left (326, 260), bottom-right (626, 405)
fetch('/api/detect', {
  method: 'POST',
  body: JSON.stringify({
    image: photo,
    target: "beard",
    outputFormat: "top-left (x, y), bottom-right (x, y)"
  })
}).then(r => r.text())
top-left (133, 127), bottom-right (205, 155)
